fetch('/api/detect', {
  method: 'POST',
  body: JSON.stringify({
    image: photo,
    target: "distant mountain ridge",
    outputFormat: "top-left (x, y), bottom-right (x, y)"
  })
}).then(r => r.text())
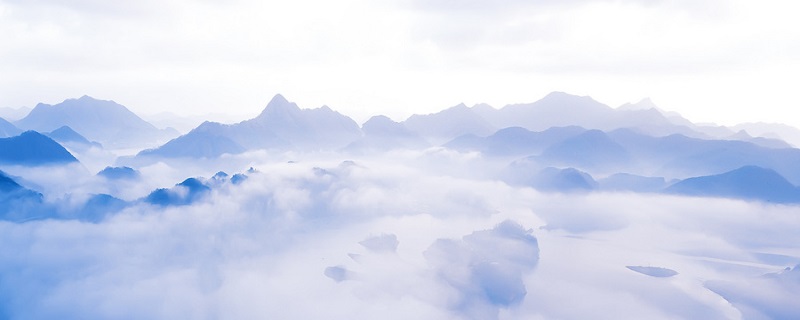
top-left (15, 96), bottom-right (176, 148)
top-left (46, 126), bottom-right (101, 149)
top-left (665, 166), bottom-right (800, 203)
top-left (402, 92), bottom-right (744, 144)
top-left (0, 117), bottom-right (22, 138)
top-left (131, 91), bottom-right (800, 171)
top-left (140, 94), bottom-right (362, 158)
top-left (403, 103), bottom-right (496, 144)
top-left (0, 106), bottom-right (31, 121)
top-left (344, 115), bottom-right (429, 153)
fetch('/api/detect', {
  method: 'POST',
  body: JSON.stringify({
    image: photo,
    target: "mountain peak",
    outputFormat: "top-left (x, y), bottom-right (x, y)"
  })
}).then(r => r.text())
top-left (363, 115), bottom-right (394, 127)
top-left (0, 131), bottom-right (78, 165)
top-left (538, 91), bottom-right (603, 106)
top-left (636, 98), bottom-right (657, 108)
top-left (438, 103), bottom-right (472, 114)
top-left (15, 95), bottom-right (162, 148)
top-left (619, 98), bottom-right (659, 111)
top-left (266, 94), bottom-right (295, 110)
top-left (258, 94), bottom-right (301, 117)
top-left (268, 93), bottom-right (288, 105)
top-left (70, 95), bottom-right (110, 105)
top-left (362, 115), bottom-right (407, 135)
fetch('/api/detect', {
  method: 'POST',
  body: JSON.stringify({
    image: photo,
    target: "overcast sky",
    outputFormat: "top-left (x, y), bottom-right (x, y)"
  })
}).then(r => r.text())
top-left (1, 0), bottom-right (798, 126)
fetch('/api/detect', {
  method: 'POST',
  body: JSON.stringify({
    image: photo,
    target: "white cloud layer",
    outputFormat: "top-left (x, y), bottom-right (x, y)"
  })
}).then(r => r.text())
top-left (0, 151), bottom-right (798, 319)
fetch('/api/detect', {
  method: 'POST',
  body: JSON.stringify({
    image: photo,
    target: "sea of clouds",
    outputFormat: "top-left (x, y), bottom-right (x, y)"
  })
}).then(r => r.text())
top-left (1, 149), bottom-right (798, 319)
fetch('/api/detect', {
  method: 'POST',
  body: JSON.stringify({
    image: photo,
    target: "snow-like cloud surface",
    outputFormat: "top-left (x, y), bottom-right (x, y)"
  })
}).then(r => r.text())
top-left (0, 152), bottom-right (798, 319)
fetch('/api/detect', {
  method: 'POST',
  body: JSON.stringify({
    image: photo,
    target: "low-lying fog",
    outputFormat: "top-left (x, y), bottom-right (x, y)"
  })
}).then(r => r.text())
top-left (1, 149), bottom-right (798, 319)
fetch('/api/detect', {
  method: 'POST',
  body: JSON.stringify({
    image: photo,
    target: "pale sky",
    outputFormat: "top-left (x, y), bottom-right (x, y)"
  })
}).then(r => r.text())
top-left (1, 0), bottom-right (799, 126)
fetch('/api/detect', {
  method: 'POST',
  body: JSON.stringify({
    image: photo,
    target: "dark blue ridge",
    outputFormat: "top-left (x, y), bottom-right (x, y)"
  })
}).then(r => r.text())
top-left (144, 177), bottom-right (211, 206)
top-left (97, 166), bottom-right (140, 180)
top-left (0, 131), bottom-right (78, 165)
top-left (0, 170), bottom-right (45, 221)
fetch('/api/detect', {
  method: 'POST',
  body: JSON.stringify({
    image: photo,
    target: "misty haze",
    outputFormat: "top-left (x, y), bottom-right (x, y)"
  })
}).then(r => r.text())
top-left (0, 93), bottom-right (798, 319)
top-left (2, 0), bottom-right (799, 319)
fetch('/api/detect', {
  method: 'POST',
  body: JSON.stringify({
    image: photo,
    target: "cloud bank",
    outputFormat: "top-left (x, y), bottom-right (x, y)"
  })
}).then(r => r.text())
top-left (0, 150), bottom-right (798, 319)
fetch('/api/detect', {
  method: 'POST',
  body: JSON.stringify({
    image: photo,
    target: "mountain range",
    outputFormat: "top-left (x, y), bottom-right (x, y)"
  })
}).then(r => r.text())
top-left (5, 91), bottom-right (800, 205)
top-left (139, 94), bottom-right (362, 158)
top-left (0, 106), bottom-right (31, 121)
top-left (14, 95), bottom-right (178, 148)
top-left (408, 92), bottom-right (795, 148)
top-left (343, 115), bottom-right (429, 153)
top-left (7, 91), bottom-right (791, 163)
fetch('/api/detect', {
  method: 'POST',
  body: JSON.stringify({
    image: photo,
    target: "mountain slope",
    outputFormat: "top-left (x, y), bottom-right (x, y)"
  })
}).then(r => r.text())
top-left (46, 126), bottom-right (102, 150)
top-left (344, 115), bottom-right (430, 153)
top-left (598, 173), bottom-right (667, 193)
top-left (444, 126), bottom-right (586, 156)
top-left (473, 92), bottom-right (734, 140)
top-left (242, 94), bottom-right (362, 149)
top-left (139, 122), bottom-right (247, 158)
top-left (605, 129), bottom-right (800, 184)
top-left (490, 92), bottom-right (617, 131)
top-left (15, 96), bottom-right (172, 148)
top-left (140, 94), bottom-right (362, 158)
top-left (0, 131), bottom-right (78, 165)
top-left (403, 103), bottom-right (496, 144)
top-left (538, 129), bottom-right (632, 171)
top-left (665, 166), bottom-right (800, 203)
top-left (0, 170), bottom-right (45, 221)
top-left (0, 106), bottom-right (31, 121)
top-left (144, 177), bottom-right (212, 206)
top-left (0, 117), bottom-right (22, 138)
top-left (529, 167), bottom-right (598, 192)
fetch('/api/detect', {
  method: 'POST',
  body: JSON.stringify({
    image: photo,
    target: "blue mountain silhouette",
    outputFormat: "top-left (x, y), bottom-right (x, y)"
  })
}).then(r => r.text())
top-left (46, 125), bottom-right (102, 150)
top-left (139, 125), bottom-right (246, 158)
top-left (538, 129), bottom-right (631, 171)
top-left (0, 131), bottom-right (78, 165)
top-left (0, 170), bottom-right (45, 221)
top-left (97, 166), bottom-right (141, 180)
top-left (144, 177), bottom-right (212, 206)
top-left (665, 166), bottom-right (800, 203)
top-left (79, 194), bottom-right (128, 222)
top-left (530, 167), bottom-right (598, 192)
top-left (15, 95), bottom-right (173, 148)
top-left (608, 129), bottom-right (800, 184)
top-left (141, 94), bottom-right (361, 158)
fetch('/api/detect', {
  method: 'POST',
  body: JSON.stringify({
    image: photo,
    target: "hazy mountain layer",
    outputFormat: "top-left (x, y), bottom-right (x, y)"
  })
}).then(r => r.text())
top-left (15, 96), bottom-right (176, 148)
top-left (140, 94), bottom-right (362, 158)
